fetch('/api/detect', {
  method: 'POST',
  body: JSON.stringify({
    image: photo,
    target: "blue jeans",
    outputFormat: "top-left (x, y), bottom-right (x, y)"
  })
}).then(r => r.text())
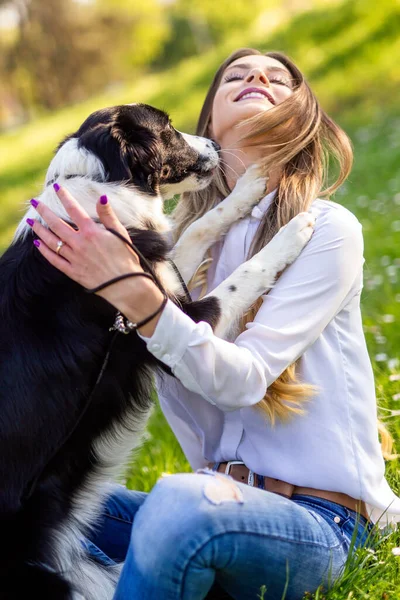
top-left (85, 472), bottom-right (375, 600)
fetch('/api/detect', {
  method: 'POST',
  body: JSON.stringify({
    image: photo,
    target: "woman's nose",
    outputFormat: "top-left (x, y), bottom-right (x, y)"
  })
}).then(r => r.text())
top-left (245, 68), bottom-right (269, 85)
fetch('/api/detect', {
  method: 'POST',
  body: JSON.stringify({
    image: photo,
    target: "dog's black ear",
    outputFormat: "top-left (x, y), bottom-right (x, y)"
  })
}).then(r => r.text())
top-left (114, 119), bottom-right (163, 195)
top-left (78, 114), bottom-right (162, 195)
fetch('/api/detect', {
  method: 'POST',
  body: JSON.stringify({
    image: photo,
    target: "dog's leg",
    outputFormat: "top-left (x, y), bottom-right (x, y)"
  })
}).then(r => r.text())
top-left (172, 165), bottom-right (267, 283)
top-left (205, 211), bottom-right (315, 339)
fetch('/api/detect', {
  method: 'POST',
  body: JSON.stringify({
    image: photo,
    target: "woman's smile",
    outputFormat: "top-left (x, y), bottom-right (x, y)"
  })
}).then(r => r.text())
top-left (234, 87), bottom-right (275, 104)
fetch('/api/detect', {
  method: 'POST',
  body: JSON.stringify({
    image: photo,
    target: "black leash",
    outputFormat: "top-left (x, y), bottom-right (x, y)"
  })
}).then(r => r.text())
top-left (22, 228), bottom-right (189, 503)
top-left (167, 258), bottom-right (191, 303)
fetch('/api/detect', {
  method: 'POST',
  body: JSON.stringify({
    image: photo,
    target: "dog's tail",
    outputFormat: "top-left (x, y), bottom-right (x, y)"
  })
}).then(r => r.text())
top-left (0, 562), bottom-right (75, 600)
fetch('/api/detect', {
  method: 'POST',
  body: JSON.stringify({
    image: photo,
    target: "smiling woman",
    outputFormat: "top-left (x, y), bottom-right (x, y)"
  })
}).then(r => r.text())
top-left (28, 47), bottom-right (400, 600)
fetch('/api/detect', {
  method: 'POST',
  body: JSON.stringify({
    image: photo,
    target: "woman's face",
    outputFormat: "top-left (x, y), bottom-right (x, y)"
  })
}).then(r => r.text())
top-left (210, 54), bottom-right (294, 145)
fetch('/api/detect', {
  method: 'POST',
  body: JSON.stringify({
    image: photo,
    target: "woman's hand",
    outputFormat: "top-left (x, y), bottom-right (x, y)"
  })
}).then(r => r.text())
top-left (29, 184), bottom-right (166, 335)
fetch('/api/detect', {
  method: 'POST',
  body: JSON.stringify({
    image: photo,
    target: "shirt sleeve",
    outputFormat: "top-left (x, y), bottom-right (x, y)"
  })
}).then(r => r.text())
top-left (138, 204), bottom-right (364, 411)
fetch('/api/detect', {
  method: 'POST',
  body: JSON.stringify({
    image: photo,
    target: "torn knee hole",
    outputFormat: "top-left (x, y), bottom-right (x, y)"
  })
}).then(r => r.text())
top-left (201, 472), bottom-right (244, 505)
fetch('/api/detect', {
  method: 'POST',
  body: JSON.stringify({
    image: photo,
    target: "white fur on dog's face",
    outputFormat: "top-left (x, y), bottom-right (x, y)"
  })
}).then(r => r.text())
top-left (180, 132), bottom-right (219, 163)
top-left (159, 132), bottom-right (219, 200)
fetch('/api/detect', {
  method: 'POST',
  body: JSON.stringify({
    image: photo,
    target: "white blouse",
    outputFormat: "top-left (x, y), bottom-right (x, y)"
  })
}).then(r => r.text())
top-left (139, 191), bottom-right (400, 527)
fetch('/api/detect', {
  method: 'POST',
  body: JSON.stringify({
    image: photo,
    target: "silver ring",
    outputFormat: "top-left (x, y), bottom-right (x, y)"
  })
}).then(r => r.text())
top-left (56, 240), bottom-right (65, 255)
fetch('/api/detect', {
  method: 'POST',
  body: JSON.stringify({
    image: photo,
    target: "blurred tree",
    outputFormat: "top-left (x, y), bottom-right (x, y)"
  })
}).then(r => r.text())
top-left (96, 0), bottom-right (169, 70)
top-left (155, 0), bottom-right (266, 67)
top-left (0, 0), bottom-right (169, 124)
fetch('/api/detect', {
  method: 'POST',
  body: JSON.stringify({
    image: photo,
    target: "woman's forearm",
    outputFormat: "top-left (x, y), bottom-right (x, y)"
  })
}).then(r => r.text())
top-left (102, 276), bottom-right (166, 338)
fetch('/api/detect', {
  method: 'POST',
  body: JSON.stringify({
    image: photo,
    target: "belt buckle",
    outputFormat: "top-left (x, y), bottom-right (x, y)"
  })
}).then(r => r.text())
top-left (224, 461), bottom-right (254, 486)
top-left (224, 460), bottom-right (244, 476)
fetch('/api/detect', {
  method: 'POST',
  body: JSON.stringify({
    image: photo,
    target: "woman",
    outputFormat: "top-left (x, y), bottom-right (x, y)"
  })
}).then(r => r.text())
top-left (29, 49), bottom-right (400, 599)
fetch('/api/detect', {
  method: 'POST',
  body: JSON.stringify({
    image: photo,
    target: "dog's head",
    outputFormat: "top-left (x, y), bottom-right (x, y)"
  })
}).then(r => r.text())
top-left (14, 104), bottom-right (220, 243)
top-left (46, 104), bottom-right (219, 200)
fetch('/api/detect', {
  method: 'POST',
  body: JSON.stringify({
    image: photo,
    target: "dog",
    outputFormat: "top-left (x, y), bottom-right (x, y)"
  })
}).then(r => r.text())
top-left (0, 103), bottom-right (314, 599)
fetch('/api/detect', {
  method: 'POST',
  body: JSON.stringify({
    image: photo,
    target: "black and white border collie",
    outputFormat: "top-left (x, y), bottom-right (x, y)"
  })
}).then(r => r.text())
top-left (0, 103), bottom-right (314, 599)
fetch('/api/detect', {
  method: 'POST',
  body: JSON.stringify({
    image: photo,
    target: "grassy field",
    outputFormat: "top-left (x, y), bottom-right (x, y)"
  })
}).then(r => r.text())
top-left (1, 0), bottom-right (400, 597)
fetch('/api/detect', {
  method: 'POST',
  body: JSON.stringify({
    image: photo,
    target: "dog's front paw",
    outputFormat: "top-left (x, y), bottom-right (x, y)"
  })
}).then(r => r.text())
top-left (224, 164), bottom-right (268, 218)
top-left (271, 211), bottom-right (316, 270)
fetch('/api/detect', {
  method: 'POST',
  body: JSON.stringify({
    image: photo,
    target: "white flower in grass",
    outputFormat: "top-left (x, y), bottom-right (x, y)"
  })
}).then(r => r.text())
top-left (388, 358), bottom-right (400, 370)
top-left (391, 547), bottom-right (400, 556)
top-left (392, 393), bottom-right (400, 402)
top-left (371, 201), bottom-right (385, 213)
top-left (382, 314), bottom-right (395, 323)
top-left (386, 409), bottom-right (400, 416)
top-left (392, 221), bottom-right (400, 232)
top-left (375, 353), bottom-right (388, 362)
top-left (356, 195), bottom-right (369, 207)
top-left (389, 374), bottom-right (400, 381)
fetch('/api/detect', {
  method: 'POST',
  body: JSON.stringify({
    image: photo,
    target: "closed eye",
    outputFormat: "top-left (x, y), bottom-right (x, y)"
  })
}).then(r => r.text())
top-left (270, 77), bottom-right (292, 87)
top-left (223, 73), bottom-right (244, 83)
top-left (223, 73), bottom-right (292, 87)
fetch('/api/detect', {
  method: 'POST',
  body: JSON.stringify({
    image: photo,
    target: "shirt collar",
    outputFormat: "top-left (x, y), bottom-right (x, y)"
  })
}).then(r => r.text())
top-left (250, 188), bottom-right (277, 220)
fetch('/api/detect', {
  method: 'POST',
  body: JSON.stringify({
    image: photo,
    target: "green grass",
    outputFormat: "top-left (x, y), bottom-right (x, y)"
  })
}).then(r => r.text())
top-left (1, 0), bottom-right (400, 597)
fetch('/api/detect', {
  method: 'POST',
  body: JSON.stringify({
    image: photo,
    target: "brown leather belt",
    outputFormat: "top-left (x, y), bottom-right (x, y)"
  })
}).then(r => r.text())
top-left (208, 461), bottom-right (369, 521)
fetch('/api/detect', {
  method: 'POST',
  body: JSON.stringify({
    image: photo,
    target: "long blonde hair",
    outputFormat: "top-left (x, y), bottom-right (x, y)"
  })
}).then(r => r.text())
top-left (172, 48), bottom-right (395, 455)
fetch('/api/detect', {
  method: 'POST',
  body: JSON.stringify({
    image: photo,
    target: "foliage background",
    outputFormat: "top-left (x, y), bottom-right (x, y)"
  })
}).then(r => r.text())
top-left (1, 0), bottom-right (400, 597)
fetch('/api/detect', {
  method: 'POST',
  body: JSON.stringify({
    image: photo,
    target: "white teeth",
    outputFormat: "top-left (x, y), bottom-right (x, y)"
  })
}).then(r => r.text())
top-left (238, 92), bottom-right (271, 102)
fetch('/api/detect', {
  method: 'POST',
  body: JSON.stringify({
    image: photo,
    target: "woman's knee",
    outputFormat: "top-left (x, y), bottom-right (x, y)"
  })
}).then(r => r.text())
top-left (130, 472), bottom-right (243, 550)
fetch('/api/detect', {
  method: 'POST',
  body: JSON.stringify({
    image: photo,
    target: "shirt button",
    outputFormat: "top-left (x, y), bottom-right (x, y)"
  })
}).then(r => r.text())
top-left (163, 353), bottom-right (171, 362)
top-left (151, 344), bottom-right (161, 351)
top-left (334, 516), bottom-right (341, 524)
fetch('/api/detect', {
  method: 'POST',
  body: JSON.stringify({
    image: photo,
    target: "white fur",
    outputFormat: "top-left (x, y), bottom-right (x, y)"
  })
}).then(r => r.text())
top-left (172, 164), bottom-right (267, 283)
top-left (206, 211), bottom-right (315, 339)
top-left (45, 138), bottom-right (106, 188)
top-left (179, 132), bottom-right (218, 165)
top-left (160, 172), bottom-right (213, 200)
top-left (14, 178), bottom-right (171, 243)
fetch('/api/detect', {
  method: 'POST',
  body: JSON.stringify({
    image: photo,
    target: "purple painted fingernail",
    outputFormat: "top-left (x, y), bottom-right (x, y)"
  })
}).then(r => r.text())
top-left (26, 218), bottom-right (34, 227)
top-left (30, 198), bottom-right (39, 208)
top-left (100, 195), bottom-right (108, 205)
top-left (53, 183), bottom-right (60, 192)
top-left (33, 239), bottom-right (40, 248)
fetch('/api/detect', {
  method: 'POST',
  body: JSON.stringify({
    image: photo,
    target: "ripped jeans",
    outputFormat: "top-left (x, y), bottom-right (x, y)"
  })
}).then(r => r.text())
top-left (84, 472), bottom-right (375, 600)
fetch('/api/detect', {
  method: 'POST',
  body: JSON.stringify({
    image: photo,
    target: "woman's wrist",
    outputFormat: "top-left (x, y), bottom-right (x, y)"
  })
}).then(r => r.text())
top-left (100, 275), bottom-right (166, 337)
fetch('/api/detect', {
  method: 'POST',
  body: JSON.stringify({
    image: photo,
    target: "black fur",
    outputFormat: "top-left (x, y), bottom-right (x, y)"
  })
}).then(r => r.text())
top-left (0, 103), bottom-right (220, 599)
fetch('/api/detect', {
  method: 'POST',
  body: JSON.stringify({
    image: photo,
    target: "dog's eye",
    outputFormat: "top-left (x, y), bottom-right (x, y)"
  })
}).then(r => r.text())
top-left (161, 166), bottom-right (171, 178)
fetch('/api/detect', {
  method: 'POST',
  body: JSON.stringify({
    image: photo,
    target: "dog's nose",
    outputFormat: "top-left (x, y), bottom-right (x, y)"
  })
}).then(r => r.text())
top-left (210, 140), bottom-right (221, 152)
